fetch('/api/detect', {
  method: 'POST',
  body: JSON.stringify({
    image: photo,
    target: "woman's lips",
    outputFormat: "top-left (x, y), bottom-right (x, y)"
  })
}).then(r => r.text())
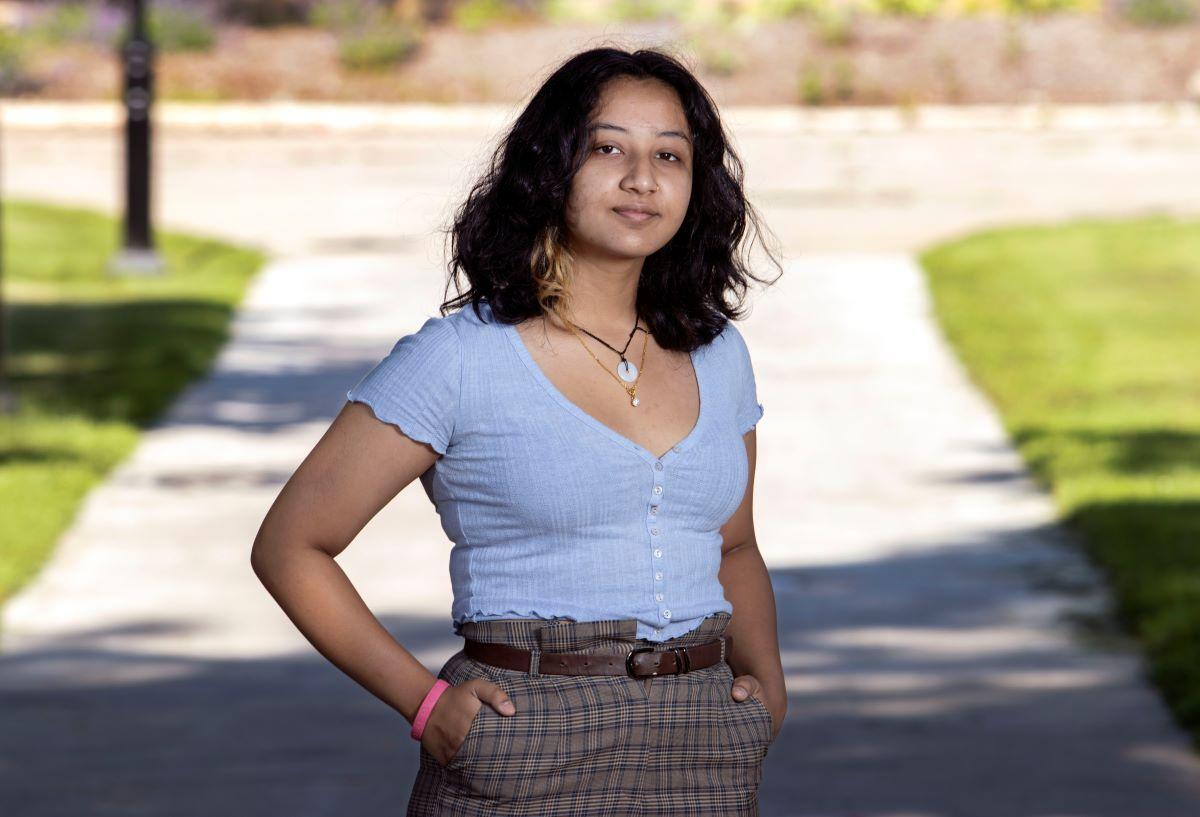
top-left (613, 208), bottom-right (658, 223)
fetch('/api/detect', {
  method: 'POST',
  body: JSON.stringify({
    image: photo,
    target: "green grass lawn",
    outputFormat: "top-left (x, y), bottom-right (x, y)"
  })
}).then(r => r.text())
top-left (0, 199), bottom-right (267, 618)
top-left (919, 213), bottom-right (1200, 748)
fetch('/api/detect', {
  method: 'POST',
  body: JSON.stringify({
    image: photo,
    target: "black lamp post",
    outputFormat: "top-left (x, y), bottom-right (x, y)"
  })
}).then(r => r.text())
top-left (0, 105), bottom-right (12, 414)
top-left (109, 0), bottom-right (164, 275)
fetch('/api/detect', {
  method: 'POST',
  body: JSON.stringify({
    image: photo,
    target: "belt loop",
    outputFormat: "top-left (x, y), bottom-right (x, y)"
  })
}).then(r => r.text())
top-left (720, 636), bottom-right (726, 664)
top-left (529, 646), bottom-right (541, 677)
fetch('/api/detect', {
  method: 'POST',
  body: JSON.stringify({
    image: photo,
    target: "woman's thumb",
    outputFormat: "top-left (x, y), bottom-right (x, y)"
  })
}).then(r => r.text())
top-left (489, 684), bottom-right (516, 715)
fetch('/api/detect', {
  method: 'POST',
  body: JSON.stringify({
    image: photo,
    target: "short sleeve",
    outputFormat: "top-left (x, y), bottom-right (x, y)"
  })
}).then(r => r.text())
top-left (345, 316), bottom-right (461, 455)
top-left (724, 321), bottom-right (765, 434)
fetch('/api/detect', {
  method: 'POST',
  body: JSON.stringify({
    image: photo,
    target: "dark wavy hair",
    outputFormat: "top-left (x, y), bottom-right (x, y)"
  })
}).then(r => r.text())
top-left (436, 45), bottom-right (783, 352)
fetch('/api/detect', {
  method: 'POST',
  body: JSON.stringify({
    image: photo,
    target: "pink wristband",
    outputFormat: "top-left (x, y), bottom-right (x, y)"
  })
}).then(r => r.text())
top-left (411, 679), bottom-right (452, 740)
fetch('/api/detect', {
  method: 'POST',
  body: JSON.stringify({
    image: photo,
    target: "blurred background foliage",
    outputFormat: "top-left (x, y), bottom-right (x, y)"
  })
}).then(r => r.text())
top-left (1, 0), bottom-right (1195, 99)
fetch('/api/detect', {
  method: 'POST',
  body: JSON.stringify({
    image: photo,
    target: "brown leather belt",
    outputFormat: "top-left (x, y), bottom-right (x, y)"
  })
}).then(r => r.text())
top-left (463, 635), bottom-right (732, 678)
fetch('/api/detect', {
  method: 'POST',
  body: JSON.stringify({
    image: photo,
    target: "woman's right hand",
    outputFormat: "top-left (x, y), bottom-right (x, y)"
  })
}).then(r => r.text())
top-left (421, 679), bottom-right (516, 767)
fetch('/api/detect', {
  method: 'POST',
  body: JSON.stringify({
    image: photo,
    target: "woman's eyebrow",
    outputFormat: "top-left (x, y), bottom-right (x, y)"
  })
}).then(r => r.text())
top-left (589, 122), bottom-right (692, 145)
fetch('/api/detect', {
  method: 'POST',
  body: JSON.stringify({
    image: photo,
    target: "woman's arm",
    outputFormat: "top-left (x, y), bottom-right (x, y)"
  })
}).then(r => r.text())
top-left (250, 400), bottom-right (446, 723)
top-left (718, 429), bottom-right (787, 736)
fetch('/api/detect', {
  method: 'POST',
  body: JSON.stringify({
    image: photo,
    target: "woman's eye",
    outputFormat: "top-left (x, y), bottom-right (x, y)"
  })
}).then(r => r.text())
top-left (593, 145), bottom-right (680, 162)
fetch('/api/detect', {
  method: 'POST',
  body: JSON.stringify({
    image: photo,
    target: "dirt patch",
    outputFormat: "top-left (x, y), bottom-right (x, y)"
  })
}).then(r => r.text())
top-left (14, 14), bottom-right (1200, 105)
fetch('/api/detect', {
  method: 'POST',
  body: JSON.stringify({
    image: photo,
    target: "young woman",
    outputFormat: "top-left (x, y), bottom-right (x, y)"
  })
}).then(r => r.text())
top-left (251, 46), bottom-right (786, 816)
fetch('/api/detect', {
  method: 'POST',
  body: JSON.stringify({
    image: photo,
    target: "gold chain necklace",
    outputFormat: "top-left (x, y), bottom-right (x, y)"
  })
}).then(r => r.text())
top-left (562, 320), bottom-right (650, 407)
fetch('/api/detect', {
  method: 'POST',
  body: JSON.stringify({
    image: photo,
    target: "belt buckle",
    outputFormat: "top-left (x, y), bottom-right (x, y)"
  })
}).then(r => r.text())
top-left (625, 646), bottom-right (690, 677)
top-left (625, 646), bottom-right (655, 677)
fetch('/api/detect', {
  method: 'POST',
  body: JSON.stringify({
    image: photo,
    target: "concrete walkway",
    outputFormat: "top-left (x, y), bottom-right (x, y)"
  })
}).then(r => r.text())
top-left (3, 102), bottom-right (1200, 816)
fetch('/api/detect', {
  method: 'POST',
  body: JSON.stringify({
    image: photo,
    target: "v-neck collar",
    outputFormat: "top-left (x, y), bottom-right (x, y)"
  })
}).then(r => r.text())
top-left (493, 302), bottom-right (706, 466)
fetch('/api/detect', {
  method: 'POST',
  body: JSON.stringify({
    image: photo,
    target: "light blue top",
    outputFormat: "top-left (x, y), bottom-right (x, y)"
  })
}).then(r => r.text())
top-left (345, 298), bottom-right (764, 642)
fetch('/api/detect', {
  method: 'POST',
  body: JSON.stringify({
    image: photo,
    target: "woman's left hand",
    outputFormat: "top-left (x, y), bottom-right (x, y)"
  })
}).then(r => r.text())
top-left (731, 673), bottom-right (783, 741)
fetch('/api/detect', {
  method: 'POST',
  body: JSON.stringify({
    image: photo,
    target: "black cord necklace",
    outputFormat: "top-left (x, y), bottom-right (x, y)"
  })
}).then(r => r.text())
top-left (572, 319), bottom-right (648, 382)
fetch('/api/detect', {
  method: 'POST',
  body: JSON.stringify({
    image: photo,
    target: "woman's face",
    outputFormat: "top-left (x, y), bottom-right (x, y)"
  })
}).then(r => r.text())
top-left (564, 76), bottom-right (694, 264)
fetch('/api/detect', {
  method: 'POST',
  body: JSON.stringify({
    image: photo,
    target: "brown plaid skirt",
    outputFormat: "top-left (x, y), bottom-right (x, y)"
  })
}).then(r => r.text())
top-left (406, 611), bottom-right (774, 816)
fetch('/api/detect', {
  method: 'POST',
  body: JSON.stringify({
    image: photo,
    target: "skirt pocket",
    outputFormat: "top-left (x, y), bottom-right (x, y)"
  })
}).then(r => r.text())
top-left (744, 691), bottom-right (775, 752)
top-left (718, 660), bottom-right (772, 773)
top-left (438, 657), bottom-right (565, 804)
top-left (443, 698), bottom-right (490, 770)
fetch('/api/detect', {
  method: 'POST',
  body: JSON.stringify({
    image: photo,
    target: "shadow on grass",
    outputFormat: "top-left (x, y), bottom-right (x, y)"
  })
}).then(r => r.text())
top-left (10, 299), bottom-right (239, 428)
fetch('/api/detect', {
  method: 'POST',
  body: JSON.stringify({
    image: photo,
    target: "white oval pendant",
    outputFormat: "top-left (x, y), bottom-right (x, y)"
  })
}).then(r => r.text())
top-left (617, 359), bottom-right (638, 382)
top-left (631, 395), bottom-right (640, 407)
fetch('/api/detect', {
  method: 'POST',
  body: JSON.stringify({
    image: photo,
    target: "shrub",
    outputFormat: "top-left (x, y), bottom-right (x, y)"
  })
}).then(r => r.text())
top-left (452, 0), bottom-right (537, 31)
top-left (869, 0), bottom-right (946, 16)
top-left (1119, 0), bottom-right (1198, 24)
top-left (756, 0), bottom-right (824, 18)
top-left (24, 1), bottom-right (97, 45)
top-left (22, 2), bottom-right (214, 52)
top-left (813, 4), bottom-right (857, 45)
top-left (831, 56), bottom-right (856, 101)
top-left (338, 21), bottom-right (420, 70)
top-left (681, 22), bottom-right (747, 77)
top-left (798, 61), bottom-right (825, 105)
top-left (146, 2), bottom-right (218, 52)
top-left (308, 0), bottom-right (388, 30)
top-left (214, 0), bottom-right (312, 26)
top-left (0, 27), bottom-right (34, 95)
top-left (1003, 0), bottom-right (1095, 12)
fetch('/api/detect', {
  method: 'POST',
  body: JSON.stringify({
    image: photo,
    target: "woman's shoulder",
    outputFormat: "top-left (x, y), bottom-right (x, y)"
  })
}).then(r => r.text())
top-left (704, 317), bottom-right (751, 369)
top-left (443, 297), bottom-right (506, 338)
top-left (714, 316), bottom-right (747, 345)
